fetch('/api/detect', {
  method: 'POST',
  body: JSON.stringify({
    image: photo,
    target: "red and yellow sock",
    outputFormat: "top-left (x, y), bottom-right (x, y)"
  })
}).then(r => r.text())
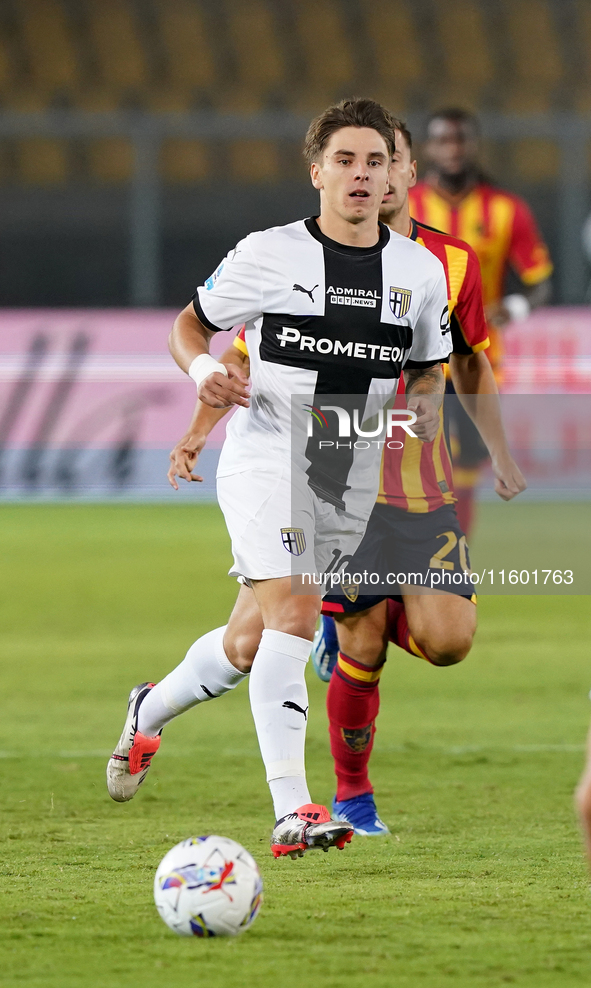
top-left (327, 651), bottom-right (384, 802)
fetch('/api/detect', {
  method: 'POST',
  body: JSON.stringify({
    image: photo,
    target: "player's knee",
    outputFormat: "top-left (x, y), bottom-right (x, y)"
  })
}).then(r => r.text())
top-left (335, 614), bottom-right (387, 669)
top-left (421, 626), bottom-right (474, 667)
top-left (267, 598), bottom-right (320, 643)
top-left (339, 634), bottom-right (386, 668)
top-left (224, 630), bottom-right (259, 673)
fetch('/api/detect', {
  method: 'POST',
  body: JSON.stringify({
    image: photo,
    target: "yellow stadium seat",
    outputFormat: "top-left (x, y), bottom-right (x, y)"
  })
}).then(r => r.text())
top-left (575, 0), bottom-right (591, 112)
top-left (224, 0), bottom-right (284, 99)
top-left (16, 0), bottom-right (80, 95)
top-left (0, 30), bottom-right (15, 94)
top-left (511, 138), bottom-right (560, 181)
top-left (435, 0), bottom-right (493, 106)
top-left (286, 87), bottom-right (345, 116)
top-left (71, 88), bottom-right (123, 112)
top-left (214, 89), bottom-right (268, 113)
top-left (86, 138), bottom-right (134, 184)
top-left (160, 139), bottom-right (210, 183)
top-left (501, 0), bottom-right (562, 112)
top-left (361, 0), bottom-right (423, 91)
top-left (15, 138), bottom-right (70, 184)
top-left (289, 0), bottom-right (354, 111)
top-left (229, 139), bottom-right (279, 183)
top-left (86, 0), bottom-right (148, 92)
top-left (145, 89), bottom-right (195, 114)
top-left (154, 0), bottom-right (215, 93)
top-left (2, 88), bottom-right (53, 111)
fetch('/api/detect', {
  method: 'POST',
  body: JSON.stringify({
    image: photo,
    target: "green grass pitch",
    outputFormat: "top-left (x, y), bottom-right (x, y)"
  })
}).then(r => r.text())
top-left (1, 502), bottom-right (591, 988)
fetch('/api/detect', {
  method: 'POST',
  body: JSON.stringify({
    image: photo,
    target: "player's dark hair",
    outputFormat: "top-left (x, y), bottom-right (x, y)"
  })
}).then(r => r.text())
top-left (303, 97), bottom-right (396, 165)
top-left (392, 117), bottom-right (412, 152)
top-left (426, 108), bottom-right (480, 137)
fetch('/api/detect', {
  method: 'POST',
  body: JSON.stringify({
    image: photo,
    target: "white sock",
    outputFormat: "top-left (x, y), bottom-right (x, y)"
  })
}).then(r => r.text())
top-left (248, 629), bottom-right (312, 820)
top-left (137, 626), bottom-right (247, 736)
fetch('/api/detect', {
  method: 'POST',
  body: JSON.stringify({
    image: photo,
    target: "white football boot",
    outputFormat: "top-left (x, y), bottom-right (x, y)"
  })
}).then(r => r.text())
top-left (106, 683), bottom-right (161, 802)
top-left (271, 803), bottom-right (353, 859)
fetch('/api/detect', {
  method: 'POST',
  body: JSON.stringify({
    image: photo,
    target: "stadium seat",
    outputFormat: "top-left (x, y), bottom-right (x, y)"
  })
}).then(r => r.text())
top-left (229, 139), bottom-right (279, 183)
top-left (289, 0), bottom-right (355, 112)
top-left (218, 0), bottom-right (285, 111)
top-left (153, 0), bottom-right (216, 101)
top-left (511, 138), bottom-right (560, 181)
top-left (360, 0), bottom-right (424, 113)
top-left (145, 89), bottom-right (195, 114)
top-left (501, 0), bottom-right (562, 112)
top-left (3, 88), bottom-right (53, 112)
top-left (0, 23), bottom-right (15, 99)
top-left (85, 138), bottom-right (133, 184)
top-left (434, 0), bottom-right (494, 109)
top-left (15, 137), bottom-right (70, 184)
top-left (71, 88), bottom-right (123, 113)
top-left (85, 0), bottom-right (148, 99)
top-left (574, 0), bottom-right (591, 112)
top-left (15, 0), bottom-right (80, 101)
top-left (160, 139), bottom-right (210, 183)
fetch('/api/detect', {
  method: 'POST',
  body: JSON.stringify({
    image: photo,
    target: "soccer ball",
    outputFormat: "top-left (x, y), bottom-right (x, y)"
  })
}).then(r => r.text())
top-left (154, 835), bottom-right (263, 938)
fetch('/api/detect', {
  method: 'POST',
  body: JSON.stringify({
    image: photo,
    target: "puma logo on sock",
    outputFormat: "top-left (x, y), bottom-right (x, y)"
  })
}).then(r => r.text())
top-left (282, 700), bottom-right (308, 720)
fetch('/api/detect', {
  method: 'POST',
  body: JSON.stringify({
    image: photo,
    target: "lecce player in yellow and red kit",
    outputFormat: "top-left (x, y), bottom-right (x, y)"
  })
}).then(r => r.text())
top-left (408, 108), bottom-right (551, 536)
top-left (315, 121), bottom-right (525, 835)
top-left (319, 218), bottom-right (490, 825)
top-left (376, 218), bottom-right (489, 516)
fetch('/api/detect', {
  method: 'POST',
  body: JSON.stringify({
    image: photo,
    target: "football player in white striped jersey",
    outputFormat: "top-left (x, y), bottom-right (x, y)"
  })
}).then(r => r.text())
top-left (107, 98), bottom-right (451, 859)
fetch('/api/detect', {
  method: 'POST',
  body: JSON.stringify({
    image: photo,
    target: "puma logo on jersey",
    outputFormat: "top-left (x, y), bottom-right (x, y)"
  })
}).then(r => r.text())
top-left (293, 283), bottom-right (318, 302)
top-left (282, 700), bottom-right (309, 720)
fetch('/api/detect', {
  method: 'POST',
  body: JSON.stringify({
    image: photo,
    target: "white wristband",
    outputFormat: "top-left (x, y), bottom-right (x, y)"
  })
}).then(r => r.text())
top-left (503, 294), bottom-right (531, 323)
top-left (188, 353), bottom-right (228, 390)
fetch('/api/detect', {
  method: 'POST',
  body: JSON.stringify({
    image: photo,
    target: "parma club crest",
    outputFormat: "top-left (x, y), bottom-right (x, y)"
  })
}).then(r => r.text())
top-left (389, 286), bottom-right (412, 318)
top-left (281, 528), bottom-right (306, 556)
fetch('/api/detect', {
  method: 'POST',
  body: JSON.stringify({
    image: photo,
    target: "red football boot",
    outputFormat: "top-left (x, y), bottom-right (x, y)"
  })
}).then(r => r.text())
top-left (271, 803), bottom-right (353, 859)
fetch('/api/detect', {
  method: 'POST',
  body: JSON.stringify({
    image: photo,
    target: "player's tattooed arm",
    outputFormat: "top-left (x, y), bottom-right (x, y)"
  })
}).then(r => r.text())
top-left (402, 363), bottom-right (444, 443)
top-left (167, 341), bottom-right (250, 490)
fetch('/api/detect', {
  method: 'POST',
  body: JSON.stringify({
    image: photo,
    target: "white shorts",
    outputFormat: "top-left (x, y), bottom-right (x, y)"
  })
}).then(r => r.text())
top-left (216, 462), bottom-right (369, 583)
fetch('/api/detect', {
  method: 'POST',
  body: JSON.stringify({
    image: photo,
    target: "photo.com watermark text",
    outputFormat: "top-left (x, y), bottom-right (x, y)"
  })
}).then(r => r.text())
top-left (302, 569), bottom-right (575, 589)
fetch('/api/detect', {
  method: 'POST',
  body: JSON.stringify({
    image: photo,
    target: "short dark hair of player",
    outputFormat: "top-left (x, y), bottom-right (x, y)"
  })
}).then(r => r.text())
top-left (426, 108), bottom-right (480, 137)
top-left (303, 97), bottom-right (397, 166)
top-left (392, 117), bottom-right (412, 152)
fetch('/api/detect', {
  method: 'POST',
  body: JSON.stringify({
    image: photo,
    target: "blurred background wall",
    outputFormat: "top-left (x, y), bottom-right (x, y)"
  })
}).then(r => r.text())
top-left (0, 0), bottom-right (590, 308)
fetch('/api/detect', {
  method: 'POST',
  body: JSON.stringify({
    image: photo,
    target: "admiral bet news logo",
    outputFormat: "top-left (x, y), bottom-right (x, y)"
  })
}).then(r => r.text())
top-left (304, 403), bottom-right (418, 450)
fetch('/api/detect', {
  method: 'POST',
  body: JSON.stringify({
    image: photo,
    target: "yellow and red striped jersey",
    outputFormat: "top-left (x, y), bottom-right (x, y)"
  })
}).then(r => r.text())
top-left (233, 220), bottom-right (489, 513)
top-left (409, 180), bottom-right (553, 371)
top-left (377, 220), bottom-right (488, 513)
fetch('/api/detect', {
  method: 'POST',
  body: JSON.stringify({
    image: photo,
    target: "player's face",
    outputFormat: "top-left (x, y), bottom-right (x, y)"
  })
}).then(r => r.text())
top-left (425, 119), bottom-right (479, 177)
top-left (310, 127), bottom-right (390, 225)
top-left (379, 130), bottom-right (417, 222)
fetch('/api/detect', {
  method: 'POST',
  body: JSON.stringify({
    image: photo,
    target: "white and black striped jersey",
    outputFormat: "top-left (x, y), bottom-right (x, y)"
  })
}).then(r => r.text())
top-left (194, 216), bottom-right (451, 507)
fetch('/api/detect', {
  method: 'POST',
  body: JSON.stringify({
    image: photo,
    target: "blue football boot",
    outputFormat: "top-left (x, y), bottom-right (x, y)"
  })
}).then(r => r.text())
top-left (312, 615), bottom-right (339, 682)
top-left (332, 793), bottom-right (390, 837)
